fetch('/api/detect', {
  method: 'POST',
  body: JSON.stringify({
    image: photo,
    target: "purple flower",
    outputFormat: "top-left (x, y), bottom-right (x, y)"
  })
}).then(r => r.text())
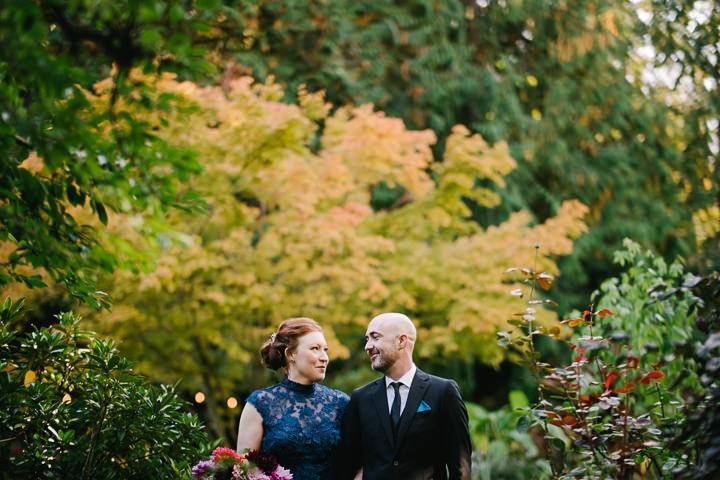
top-left (271, 465), bottom-right (293, 480)
top-left (247, 468), bottom-right (271, 480)
top-left (192, 460), bottom-right (215, 478)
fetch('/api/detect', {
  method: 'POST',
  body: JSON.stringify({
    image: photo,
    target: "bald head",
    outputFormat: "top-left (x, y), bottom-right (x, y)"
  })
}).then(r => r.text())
top-left (369, 312), bottom-right (416, 344)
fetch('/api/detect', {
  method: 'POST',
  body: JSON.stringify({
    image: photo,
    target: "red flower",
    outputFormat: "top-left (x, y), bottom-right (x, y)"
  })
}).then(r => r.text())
top-left (211, 447), bottom-right (244, 463)
top-left (596, 308), bottom-right (614, 317)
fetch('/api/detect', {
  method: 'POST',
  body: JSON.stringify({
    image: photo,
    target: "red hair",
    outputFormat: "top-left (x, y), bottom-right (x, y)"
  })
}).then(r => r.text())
top-left (260, 317), bottom-right (322, 370)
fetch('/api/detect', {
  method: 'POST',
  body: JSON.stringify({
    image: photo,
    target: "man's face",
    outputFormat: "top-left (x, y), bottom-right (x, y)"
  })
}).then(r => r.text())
top-left (364, 318), bottom-right (399, 372)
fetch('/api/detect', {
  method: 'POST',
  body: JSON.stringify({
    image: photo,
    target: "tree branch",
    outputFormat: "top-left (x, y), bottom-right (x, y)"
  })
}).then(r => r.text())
top-left (14, 135), bottom-right (32, 149)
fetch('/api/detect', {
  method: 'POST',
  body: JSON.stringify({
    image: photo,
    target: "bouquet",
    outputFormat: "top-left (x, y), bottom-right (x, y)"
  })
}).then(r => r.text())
top-left (192, 447), bottom-right (293, 480)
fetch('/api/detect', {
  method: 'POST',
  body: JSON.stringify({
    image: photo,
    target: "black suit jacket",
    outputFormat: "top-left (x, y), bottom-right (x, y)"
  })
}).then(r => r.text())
top-left (338, 369), bottom-right (472, 480)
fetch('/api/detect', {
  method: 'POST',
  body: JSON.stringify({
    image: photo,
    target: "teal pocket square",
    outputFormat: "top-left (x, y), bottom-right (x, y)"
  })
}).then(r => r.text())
top-left (417, 400), bottom-right (431, 413)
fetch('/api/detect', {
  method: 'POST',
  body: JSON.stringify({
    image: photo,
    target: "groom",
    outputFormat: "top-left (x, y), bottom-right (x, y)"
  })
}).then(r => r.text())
top-left (339, 313), bottom-right (472, 480)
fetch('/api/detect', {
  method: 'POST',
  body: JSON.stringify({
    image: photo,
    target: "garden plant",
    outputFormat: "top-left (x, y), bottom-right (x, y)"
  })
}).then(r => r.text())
top-left (0, 298), bottom-right (213, 479)
top-left (496, 240), bottom-right (720, 479)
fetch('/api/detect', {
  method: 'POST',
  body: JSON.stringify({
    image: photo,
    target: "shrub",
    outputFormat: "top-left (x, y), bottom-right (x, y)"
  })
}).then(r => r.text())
top-left (592, 239), bottom-right (704, 386)
top-left (496, 241), bottom-right (718, 479)
top-left (670, 271), bottom-right (720, 479)
top-left (0, 298), bottom-right (213, 479)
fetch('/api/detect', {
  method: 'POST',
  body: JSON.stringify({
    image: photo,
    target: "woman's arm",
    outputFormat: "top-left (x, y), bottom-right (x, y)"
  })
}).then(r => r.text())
top-left (236, 401), bottom-right (263, 452)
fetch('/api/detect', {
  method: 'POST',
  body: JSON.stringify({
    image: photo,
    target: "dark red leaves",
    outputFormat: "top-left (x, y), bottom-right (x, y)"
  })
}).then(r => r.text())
top-left (640, 370), bottom-right (665, 385)
top-left (562, 415), bottom-right (577, 426)
top-left (604, 371), bottom-right (620, 390)
top-left (613, 382), bottom-right (636, 394)
top-left (564, 307), bottom-right (613, 328)
top-left (580, 393), bottom-right (600, 406)
top-left (574, 347), bottom-right (588, 362)
top-left (627, 355), bottom-right (640, 369)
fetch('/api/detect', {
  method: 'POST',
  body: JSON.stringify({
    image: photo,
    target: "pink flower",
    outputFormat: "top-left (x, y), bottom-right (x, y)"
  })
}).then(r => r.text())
top-left (271, 465), bottom-right (293, 480)
top-left (231, 464), bottom-right (246, 480)
top-left (247, 468), bottom-right (271, 480)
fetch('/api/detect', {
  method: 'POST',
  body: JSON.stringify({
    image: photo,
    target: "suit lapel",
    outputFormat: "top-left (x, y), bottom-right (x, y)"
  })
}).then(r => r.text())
top-left (394, 369), bottom-right (430, 452)
top-left (371, 377), bottom-right (394, 446)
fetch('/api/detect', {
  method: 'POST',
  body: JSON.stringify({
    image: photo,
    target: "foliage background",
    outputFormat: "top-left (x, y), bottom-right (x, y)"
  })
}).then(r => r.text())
top-left (217, 0), bottom-right (719, 310)
top-left (1, 0), bottom-right (717, 454)
top-left (78, 72), bottom-right (586, 438)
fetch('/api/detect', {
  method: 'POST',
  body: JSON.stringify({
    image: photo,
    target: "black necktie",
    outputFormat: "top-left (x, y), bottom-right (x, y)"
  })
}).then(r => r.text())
top-left (390, 382), bottom-right (402, 435)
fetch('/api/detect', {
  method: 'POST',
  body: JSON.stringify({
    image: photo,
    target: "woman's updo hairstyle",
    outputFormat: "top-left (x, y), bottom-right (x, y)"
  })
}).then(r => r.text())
top-left (260, 317), bottom-right (322, 370)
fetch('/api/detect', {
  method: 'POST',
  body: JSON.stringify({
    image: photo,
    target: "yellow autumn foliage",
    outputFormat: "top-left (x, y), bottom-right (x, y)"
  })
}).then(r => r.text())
top-left (82, 71), bottom-right (587, 436)
top-left (693, 204), bottom-right (720, 246)
top-left (550, 3), bottom-right (623, 62)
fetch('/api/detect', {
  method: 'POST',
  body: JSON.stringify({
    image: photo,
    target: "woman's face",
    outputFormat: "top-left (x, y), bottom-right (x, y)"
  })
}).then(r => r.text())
top-left (286, 331), bottom-right (329, 384)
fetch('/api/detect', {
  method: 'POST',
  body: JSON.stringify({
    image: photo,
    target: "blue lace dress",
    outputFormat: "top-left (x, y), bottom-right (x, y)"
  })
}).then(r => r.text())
top-left (246, 378), bottom-right (349, 480)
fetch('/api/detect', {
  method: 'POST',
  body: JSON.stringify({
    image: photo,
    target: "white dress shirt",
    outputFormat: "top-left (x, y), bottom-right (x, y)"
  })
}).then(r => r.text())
top-left (385, 364), bottom-right (416, 416)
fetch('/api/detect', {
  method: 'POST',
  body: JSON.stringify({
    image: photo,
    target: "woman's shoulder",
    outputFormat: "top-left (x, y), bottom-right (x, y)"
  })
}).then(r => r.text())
top-left (316, 384), bottom-right (350, 405)
top-left (246, 382), bottom-right (285, 404)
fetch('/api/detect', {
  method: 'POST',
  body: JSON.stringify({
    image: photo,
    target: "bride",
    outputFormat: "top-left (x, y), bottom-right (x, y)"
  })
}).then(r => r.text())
top-left (236, 317), bottom-right (349, 479)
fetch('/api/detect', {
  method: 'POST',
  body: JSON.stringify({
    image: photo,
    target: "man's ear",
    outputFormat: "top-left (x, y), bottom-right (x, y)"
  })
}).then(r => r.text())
top-left (398, 334), bottom-right (408, 349)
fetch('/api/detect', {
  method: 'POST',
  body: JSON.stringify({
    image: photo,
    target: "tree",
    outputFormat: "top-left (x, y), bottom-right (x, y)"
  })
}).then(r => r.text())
top-left (643, 0), bottom-right (720, 273)
top-left (0, 0), bottom-right (228, 307)
top-left (208, 0), bottom-right (718, 311)
top-left (80, 71), bottom-right (588, 440)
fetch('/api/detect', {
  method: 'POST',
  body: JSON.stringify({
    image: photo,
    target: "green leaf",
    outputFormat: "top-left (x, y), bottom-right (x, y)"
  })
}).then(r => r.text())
top-left (509, 390), bottom-right (530, 410)
top-left (516, 415), bottom-right (531, 433)
top-left (546, 424), bottom-right (570, 450)
top-left (140, 28), bottom-right (164, 48)
top-left (22, 275), bottom-right (47, 289)
top-left (196, 0), bottom-right (221, 8)
top-left (93, 199), bottom-right (108, 225)
top-left (169, 4), bottom-right (186, 25)
top-left (66, 183), bottom-right (85, 206)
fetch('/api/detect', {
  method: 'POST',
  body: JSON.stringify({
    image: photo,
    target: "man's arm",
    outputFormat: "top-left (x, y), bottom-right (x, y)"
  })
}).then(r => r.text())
top-left (441, 380), bottom-right (472, 480)
top-left (337, 392), bottom-right (363, 480)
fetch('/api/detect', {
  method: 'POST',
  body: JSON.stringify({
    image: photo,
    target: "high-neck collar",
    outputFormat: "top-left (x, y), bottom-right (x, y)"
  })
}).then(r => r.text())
top-left (281, 377), bottom-right (316, 394)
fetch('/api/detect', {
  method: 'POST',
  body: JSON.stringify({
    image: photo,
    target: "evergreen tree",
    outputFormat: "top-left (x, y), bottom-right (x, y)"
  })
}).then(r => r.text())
top-left (219, 0), bottom-right (718, 310)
